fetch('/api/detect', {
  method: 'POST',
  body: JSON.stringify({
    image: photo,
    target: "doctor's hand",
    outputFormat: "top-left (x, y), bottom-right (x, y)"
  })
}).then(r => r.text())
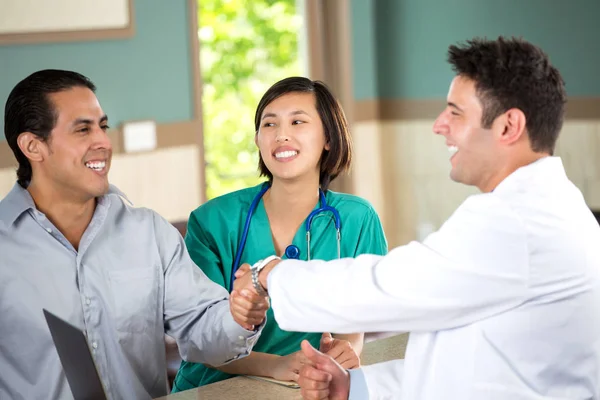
top-left (232, 263), bottom-right (264, 296)
top-left (232, 263), bottom-right (255, 293)
top-left (230, 263), bottom-right (269, 330)
top-left (233, 259), bottom-right (281, 294)
top-left (299, 340), bottom-right (350, 400)
top-left (319, 333), bottom-right (360, 370)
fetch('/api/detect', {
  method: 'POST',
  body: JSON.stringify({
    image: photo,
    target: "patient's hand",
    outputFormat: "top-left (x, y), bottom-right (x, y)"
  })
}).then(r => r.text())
top-left (320, 333), bottom-right (360, 370)
top-left (230, 264), bottom-right (269, 330)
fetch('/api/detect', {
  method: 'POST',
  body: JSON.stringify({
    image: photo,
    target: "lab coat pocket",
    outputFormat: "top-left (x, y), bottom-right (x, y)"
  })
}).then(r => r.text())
top-left (108, 267), bottom-right (158, 334)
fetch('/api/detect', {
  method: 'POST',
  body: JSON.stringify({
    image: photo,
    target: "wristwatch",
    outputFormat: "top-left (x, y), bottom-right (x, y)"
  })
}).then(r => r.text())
top-left (250, 255), bottom-right (280, 296)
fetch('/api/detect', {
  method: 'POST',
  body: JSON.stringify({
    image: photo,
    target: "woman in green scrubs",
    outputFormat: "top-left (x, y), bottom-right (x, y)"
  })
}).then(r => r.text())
top-left (172, 77), bottom-right (387, 392)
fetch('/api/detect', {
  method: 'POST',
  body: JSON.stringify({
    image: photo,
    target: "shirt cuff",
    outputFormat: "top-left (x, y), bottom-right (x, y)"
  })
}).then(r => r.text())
top-left (348, 368), bottom-right (369, 400)
top-left (222, 309), bottom-right (265, 351)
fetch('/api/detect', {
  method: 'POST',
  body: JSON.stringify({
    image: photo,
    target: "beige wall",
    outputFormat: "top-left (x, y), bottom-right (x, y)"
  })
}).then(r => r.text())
top-left (352, 119), bottom-right (600, 249)
top-left (0, 145), bottom-right (201, 222)
top-left (0, 166), bottom-right (15, 199)
top-left (109, 145), bottom-right (201, 221)
top-left (3, 120), bottom-right (596, 238)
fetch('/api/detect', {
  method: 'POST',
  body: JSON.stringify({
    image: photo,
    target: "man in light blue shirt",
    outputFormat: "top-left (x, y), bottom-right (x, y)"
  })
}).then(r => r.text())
top-left (0, 69), bottom-right (268, 400)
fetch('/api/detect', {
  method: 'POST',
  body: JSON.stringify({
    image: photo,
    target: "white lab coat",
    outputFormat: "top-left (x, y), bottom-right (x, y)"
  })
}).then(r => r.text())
top-left (268, 157), bottom-right (600, 399)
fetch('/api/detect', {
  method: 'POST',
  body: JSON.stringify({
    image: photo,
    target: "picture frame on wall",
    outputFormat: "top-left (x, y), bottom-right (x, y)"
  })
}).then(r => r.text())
top-left (0, 0), bottom-right (134, 45)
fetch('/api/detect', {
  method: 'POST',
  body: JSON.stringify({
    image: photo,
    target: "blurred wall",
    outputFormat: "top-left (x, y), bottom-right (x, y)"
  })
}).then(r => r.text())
top-left (3, 0), bottom-right (599, 235)
top-left (349, 0), bottom-right (600, 247)
top-left (0, 0), bottom-right (195, 138)
top-left (0, 0), bottom-right (203, 222)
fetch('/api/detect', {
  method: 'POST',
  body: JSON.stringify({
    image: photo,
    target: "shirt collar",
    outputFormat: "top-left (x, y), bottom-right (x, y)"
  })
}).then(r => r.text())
top-left (0, 183), bottom-right (35, 227)
top-left (0, 182), bottom-right (132, 227)
top-left (493, 156), bottom-right (565, 195)
top-left (106, 184), bottom-right (133, 206)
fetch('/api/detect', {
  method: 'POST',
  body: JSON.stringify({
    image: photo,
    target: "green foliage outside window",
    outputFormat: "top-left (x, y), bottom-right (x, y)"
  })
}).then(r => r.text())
top-left (198, 0), bottom-right (303, 199)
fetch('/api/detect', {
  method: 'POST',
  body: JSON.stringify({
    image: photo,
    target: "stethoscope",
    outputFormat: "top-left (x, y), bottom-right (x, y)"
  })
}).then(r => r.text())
top-left (230, 183), bottom-right (341, 289)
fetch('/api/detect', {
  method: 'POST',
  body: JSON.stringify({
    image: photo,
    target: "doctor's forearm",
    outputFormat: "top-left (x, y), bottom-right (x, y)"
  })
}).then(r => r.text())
top-left (267, 257), bottom-right (384, 333)
top-left (212, 351), bottom-right (279, 377)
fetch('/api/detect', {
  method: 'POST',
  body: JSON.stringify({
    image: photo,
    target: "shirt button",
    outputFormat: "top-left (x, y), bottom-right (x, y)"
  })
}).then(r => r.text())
top-left (238, 335), bottom-right (245, 341)
top-left (85, 298), bottom-right (91, 305)
top-left (45, 227), bottom-right (52, 233)
top-left (92, 341), bottom-right (98, 349)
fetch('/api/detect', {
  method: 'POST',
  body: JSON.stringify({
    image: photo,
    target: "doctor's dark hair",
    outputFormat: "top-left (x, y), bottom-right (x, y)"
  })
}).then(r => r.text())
top-left (447, 37), bottom-right (566, 154)
top-left (4, 69), bottom-right (97, 188)
top-left (254, 77), bottom-right (352, 191)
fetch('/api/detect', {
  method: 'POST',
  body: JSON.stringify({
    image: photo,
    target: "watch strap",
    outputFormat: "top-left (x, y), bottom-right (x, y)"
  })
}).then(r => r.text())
top-left (251, 255), bottom-right (280, 295)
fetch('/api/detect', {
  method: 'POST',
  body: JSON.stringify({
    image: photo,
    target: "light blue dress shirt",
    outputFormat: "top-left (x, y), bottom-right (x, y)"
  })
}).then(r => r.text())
top-left (0, 183), bottom-right (262, 400)
top-left (348, 368), bottom-right (369, 399)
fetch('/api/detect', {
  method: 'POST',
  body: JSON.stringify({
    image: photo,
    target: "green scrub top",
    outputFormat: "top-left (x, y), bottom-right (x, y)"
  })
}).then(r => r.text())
top-left (172, 182), bottom-right (387, 392)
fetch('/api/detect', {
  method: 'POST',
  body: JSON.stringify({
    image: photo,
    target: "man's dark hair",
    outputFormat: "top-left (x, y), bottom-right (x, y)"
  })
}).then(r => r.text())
top-left (4, 69), bottom-right (97, 188)
top-left (448, 37), bottom-right (566, 154)
top-left (254, 76), bottom-right (352, 191)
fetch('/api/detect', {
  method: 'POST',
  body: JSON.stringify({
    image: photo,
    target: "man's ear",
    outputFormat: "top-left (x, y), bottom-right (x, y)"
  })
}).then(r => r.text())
top-left (17, 132), bottom-right (46, 163)
top-left (497, 108), bottom-right (527, 146)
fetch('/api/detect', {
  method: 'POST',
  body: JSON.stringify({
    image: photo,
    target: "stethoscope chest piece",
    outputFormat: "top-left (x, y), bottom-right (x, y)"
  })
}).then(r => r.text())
top-left (285, 244), bottom-right (300, 259)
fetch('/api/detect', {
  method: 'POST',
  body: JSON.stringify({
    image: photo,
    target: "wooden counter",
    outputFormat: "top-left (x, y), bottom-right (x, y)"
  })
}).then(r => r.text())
top-left (155, 333), bottom-right (408, 400)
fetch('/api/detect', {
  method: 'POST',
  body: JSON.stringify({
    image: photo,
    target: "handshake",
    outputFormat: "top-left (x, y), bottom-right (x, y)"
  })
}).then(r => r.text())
top-left (228, 258), bottom-right (358, 400)
top-left (228, 258), bottom-right (280, 331)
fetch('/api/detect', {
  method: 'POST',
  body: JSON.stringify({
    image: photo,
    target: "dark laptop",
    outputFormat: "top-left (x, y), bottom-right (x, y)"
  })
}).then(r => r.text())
top-left (43, 309), bottom-right (108, 400)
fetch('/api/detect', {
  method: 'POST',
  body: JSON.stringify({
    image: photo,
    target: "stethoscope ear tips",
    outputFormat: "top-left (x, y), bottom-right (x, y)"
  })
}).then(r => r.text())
top-left (285, 244), bottom-right (300, 260)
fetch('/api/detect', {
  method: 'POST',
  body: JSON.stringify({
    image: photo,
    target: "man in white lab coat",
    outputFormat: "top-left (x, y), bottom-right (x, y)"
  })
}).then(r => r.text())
top-left (232, 37), bottom-right (600, 399)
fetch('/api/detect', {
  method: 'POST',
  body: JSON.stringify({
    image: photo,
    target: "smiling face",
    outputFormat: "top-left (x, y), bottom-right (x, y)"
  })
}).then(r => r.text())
top-left (255, 92), bottom-right (329, 184)
top-left (32, 87), bottom-right (112, 201)
top-left (433, 75), bottom-right (503, 191)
